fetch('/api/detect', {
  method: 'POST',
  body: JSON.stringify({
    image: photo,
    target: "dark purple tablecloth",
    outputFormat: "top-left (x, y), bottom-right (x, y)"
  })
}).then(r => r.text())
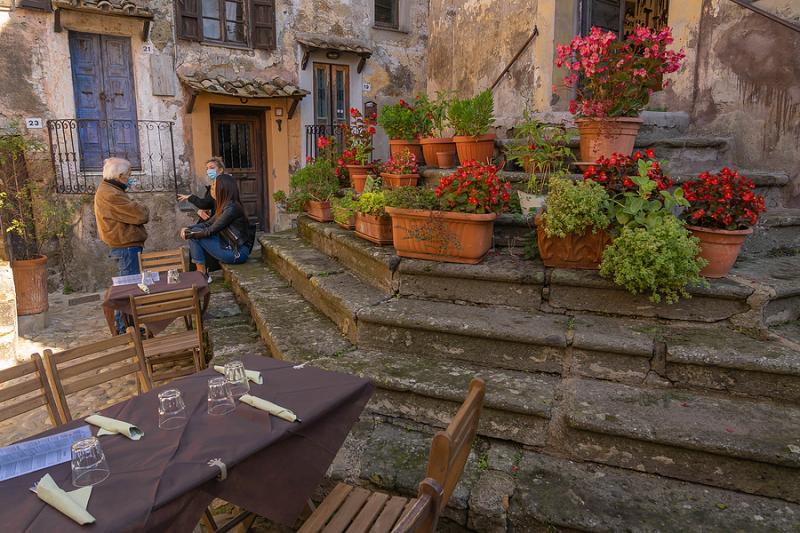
top-left (102, 271), bottom-right (210, 335)
top-left (0, 355), bottom-right (373, 532)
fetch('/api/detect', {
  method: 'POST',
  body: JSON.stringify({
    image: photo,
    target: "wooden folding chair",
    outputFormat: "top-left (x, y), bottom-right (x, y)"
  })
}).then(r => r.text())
top-left (138, 248), bottom-right (189, 274)
top-left (297, 378), bottom-right (486, 533)
top-left (42, 328), bottom-right (152, 422)
top-left (0, 353), bottom-right (63, 429)
top-left (129, 286), bottom-right (206, 383)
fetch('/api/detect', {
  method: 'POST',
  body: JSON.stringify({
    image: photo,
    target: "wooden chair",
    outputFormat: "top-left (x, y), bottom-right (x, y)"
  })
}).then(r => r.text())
top-left (297, 378), bottom-right (486, 533)
top-left (0, 353), bottom-right (63, 429)
top-left (129, 286), bottom-right (205, 383)
top-left (138, 248), bottom-right (189, 274)
top-left (42, 328), bottom-right (152, 422)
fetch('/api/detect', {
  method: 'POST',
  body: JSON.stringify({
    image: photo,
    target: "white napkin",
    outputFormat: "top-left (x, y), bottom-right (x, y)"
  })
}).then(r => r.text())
top-left (85, 414), bottom-right (144, 440)
top-left (35, 474), bottom-right (96, 525)
top-left (213, 365), bottom-right (263, 385)
top-left (239, 394), bottom-right (298, 422)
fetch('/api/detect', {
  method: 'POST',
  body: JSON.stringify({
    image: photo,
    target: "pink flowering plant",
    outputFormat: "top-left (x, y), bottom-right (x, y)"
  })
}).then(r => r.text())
top-left (382, 149), bottom-right (419, 176)
top-left (555, 26), bottom-right (686, 117)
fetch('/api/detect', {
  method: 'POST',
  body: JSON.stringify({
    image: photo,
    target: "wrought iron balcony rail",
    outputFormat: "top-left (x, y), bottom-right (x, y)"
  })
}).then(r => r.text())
top-left (305, 124), bottom-right (346, 161)
top-left (47, 119), bottom-right (178, 194)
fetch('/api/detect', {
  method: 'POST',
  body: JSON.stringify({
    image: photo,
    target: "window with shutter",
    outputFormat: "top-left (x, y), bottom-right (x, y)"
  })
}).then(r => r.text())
top-left (374, 0), bottom-right (398, 29)
top-left (17, 0), bottom-right (53, 11)
top-left (175, 0), bottom-right (275, 49)
top-left (251, 0), bottom-right (276, 50)
top-left (177, 0), bottom-right (202, 41)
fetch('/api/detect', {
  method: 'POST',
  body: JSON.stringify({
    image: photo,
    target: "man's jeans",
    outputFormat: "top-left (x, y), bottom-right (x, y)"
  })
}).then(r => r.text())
top-left (188, 232), bottom-right (249, 266)
top-left (110, 246), bottom-right (142, 333)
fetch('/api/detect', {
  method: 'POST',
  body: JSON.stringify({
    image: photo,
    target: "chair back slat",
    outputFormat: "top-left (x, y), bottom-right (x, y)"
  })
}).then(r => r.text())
top-left (391, 478), bottom-right (444, 533)
top-left (129, 288), bottom-right (198, 327)
top-left (138, 248), bottom-right (188, 273)
top-left (424, 378), bottom-right (485, 511)
top-left (0, 353), bottom-right (62, 427)
top-left (44, 329), bottom-right (151, 421)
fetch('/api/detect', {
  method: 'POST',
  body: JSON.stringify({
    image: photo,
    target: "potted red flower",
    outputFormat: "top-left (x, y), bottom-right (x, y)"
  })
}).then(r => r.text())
top-left (380, 149), bottom-right (420, 189)
top-left (378, 99), bottom-right (426, 163)
top-left (681, 168), bottom-right (766, 278)
top-left (556, 26), bottom-right (685, 162)
top-left (341, 108), bottom-right (377, 193)
top-left (385, 161), bottom-right (512, 264)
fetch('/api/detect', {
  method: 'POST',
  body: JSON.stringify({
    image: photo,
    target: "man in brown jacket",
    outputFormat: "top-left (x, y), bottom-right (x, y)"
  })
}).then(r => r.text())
top-left (94, 157), bottom-right (149, 332)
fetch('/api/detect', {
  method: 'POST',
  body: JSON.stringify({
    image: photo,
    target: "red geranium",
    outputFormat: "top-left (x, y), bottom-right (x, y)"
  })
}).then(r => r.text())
top-left (435, 161), bottom-right (513, 214)
top-left (341, 107), bottom-right (377, 165)
top-left (382, 149), bottom-right (419, 175)
top-left (583, 149), bottom-right (671, 196)
top-left (681, 168), bottom-right (765, 230)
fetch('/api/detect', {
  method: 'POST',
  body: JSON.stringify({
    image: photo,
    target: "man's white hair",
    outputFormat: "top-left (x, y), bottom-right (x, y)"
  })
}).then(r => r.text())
top-left (102, 158), bottom-right (132, 181)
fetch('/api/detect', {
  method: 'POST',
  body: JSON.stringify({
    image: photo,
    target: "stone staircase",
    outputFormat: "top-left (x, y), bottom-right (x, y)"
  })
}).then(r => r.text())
top-left (219, 214), bottom-right (800, 531)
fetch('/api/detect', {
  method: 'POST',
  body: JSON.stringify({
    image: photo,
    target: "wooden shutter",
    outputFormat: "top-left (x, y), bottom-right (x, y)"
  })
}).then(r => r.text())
top-left (16, 0), bottom-right (53, 11)
top-left (250, 0), bottom-right (276, 50)
top-left (176, 0), bottom-right (202, 41)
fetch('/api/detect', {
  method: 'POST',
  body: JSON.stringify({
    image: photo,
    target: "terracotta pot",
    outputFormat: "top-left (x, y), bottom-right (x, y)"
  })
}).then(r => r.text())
top-left (420, 137), bottom-right (456, 168)
top-left (576, 117), bottom-right (643, 162)
top-left (11, 255), bottom-right (48, 316)
top-left (436, 151), bottom-right (456, 169)
top-left (453, 134), bottom-right (496, 164)
top-left (686, 225), bottom-right (752, 278)
top-left (385, 207), bottom-right (496, 264)
top-left (337, 219), bottom-right (355, 230)
top-left (381, 172), bottom-right (420, 190)
top-left (305, 200), bottom-right (333, 222)
top-left (346, 164), bottom-right (371, 193)
top-left (355, 212), bottom-right (393, 245)
top-left (535, 213), bottom-right (610, 269)
top-left (389, 139), bottom-right (424, 164)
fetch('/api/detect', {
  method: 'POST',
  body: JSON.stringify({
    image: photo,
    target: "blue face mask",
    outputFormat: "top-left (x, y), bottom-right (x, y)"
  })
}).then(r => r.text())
top-left (126, 176), bottom-right (137, 188)
top-left (207, 169), bottom-right (218, 180)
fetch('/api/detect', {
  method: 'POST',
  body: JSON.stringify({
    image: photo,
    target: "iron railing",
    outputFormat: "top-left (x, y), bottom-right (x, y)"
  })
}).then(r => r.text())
top-left (305, 124), bottom-right (346, 161)
top-left (47, 119), bottom-right (178, 194)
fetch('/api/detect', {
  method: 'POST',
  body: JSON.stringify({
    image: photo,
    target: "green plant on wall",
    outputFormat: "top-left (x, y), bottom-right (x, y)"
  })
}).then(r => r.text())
top-left (540, 177), bottom-right (610, 238)
top-left (332, 189), bottom-right (358, 225)
top-left (447, 89), bottom-right (495, 137)
top-left (276, 158), bottom-right (340, 213)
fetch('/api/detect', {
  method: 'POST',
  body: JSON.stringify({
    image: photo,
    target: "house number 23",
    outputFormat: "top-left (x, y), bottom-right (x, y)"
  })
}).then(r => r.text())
top-left (26, 118), bottom-right (43, 129)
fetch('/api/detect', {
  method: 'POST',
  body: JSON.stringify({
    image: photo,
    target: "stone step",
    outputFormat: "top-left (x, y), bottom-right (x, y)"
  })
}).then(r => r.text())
top-left (743, 208), bottom-right (800, 256)
top-left (730, 254), bottom-right (800, 326)
top-left (565, 378), bottom-right (800, 502)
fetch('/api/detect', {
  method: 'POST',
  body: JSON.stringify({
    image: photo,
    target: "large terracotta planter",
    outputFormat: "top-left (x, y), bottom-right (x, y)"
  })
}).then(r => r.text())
top-left (389, 139), bottom-right (424, 164)
top-left (535, 213), bottom-right (610, 269)
top-left (576, 117), bottom-right (643, 162)
top-left (11, 255), bottom-right (48, 315)
top-left (436, 151), bottom-right (456, 169)
top-left (355, 212), bottom-right (393, 245)
top-left (305, 200), bottom-right (333, 222)
top-left (453, 134), bottom-right (496, 164)
top-left (346, 164), bottom-right (371, 193)
top-left (687, 225), bottom-right (752, 278)
top-left (420, 137), bottom-right (456, 168)
top-left (386, 207), bottom-right (496, 264)
top-left (380, 172), bottom-right (420, 190)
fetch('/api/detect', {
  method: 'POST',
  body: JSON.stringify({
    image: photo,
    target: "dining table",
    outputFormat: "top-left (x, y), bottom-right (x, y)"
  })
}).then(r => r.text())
top-left (0, 355), bottom-right (374, 532)
top-left (101, 271), bottom-right (211, 335)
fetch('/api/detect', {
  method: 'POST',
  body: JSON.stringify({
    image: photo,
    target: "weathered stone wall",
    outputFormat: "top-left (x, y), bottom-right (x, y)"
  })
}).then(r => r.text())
top-left (0, 261), bottom-right (17, 362)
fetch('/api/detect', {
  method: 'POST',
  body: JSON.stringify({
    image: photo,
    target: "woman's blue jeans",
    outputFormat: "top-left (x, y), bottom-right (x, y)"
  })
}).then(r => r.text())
top-left (188, 231), bottom-right (249, 267)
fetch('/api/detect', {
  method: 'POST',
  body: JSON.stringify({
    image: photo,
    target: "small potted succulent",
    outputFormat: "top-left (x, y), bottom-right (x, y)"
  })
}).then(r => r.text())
top-left (555, 26), bottom-right (685, 162)
top-left (340, 108), bottom-right (377, 193)
top-left (681, 168), bottom-right (766, 278)
top-left (380, 149), bottom-right (420, 189)
top-left (355, 191), bottom-right (393, 245)
top-left (378, 99), bottom-right (425, 163)
top-left (278, 158), bottom-right (340, 222)
top-left (332, 189), bottom-right (358, 230)
top-left (385, 161), bottom-right (512, 264)
top-left (448, 89), bottom-right (496, 164)
top-left (418, 92), bottom-right (456, 168)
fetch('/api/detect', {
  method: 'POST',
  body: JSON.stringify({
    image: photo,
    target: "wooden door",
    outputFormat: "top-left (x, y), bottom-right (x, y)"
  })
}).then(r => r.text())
top-left (68, 32), bottom-right (140, 169)
top-left (312, 63), bottom-right (350, 127)
top-left (211, 111), bottom-right (267, 230)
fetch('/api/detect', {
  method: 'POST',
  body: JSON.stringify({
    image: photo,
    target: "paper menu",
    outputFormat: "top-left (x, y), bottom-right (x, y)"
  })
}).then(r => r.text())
top-left (112, 272), bottom-right (160, 286)
top-left (0, 425), bottom-right (92, 482)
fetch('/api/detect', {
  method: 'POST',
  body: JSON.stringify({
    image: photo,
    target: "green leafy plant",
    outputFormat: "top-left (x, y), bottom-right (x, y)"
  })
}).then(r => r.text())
top-left (357, 191), bottom-right (387, 217)
top-left (447, 89), bottom-right (495, 137)
top-left (417, 92), bottom-right (452, 138)
top-left (600, 214), bottom-right (706, 303)
top-left (272, 190), bottom-right (287, 205)
top-left (505, 112), bottom-right (575, 194)
top-left (332, 189), bottom-right (358, 225)
top-left (278, 158), bottom-right (339, 213)
top-left (363, 174), bottom-right (383, 193)
top-left (378, 101), bottom-right (417, 141)
top-left (385, 186), bottom-right (438, 210)
top-left (540, 177), bottom-right (611, 238)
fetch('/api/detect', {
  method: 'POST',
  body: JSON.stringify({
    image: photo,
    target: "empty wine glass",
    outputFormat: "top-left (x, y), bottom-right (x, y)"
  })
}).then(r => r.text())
top-left (224, 361), bottom-right (250, 399)
top-left (158, 389), bottom-right (187, 430)
top-left (167, 269), bottom-right (180, 284)
top-left (71, 437), bottom-right (110, 487)
top-left (207, 377), bottom-right (235, 415)
top-left (141, 270), bottom-right (155, 286)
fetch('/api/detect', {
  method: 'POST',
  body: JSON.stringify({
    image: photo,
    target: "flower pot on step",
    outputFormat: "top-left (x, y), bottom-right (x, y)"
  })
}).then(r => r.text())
top-left (385, 207), bottom-right (496, 264)
top-left (380, 172), bottom-right (420, 190)
top-left (453, 134), bottom-right (496, 164)
top-left (11, 255), bottom-right (48, 315)
top-left (337, 215), bottom-right (356, 230)
top-left (420, 137), bottom-right (456, 168)
top-left (535, 213), bottom-right (610, 269)
top-left (686, 225), bottom-right (752, 278)
top-left (305, 200), bottom-right (333, 222)
top-left (389, 139), bottom-right (424, 164)
top-left (346, 164), bottom-right (371, 193)
top-left (355, 212), bottom-right (393, 245)
top-left (576, 117), bottom-right (643, 161)
top-left (436, 151), bottom-right (456, 169)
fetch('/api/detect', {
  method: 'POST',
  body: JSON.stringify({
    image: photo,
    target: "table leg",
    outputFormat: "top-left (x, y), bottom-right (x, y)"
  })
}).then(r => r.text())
top-left (203, 292), bottom-right (211, 314)
top-left (103, 305), bottom-right (118, 335)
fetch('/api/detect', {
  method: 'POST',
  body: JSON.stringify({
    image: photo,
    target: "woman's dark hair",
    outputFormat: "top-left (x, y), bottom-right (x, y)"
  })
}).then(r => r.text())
top-left (214, 174), bottom-right (248, 222)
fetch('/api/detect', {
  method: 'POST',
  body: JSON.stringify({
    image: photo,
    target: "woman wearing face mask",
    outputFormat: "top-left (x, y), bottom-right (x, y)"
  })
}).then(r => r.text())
top-left (177, 157), bottom-right (230, 222)
top-left (180, 174), bottom-right (254, 278)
